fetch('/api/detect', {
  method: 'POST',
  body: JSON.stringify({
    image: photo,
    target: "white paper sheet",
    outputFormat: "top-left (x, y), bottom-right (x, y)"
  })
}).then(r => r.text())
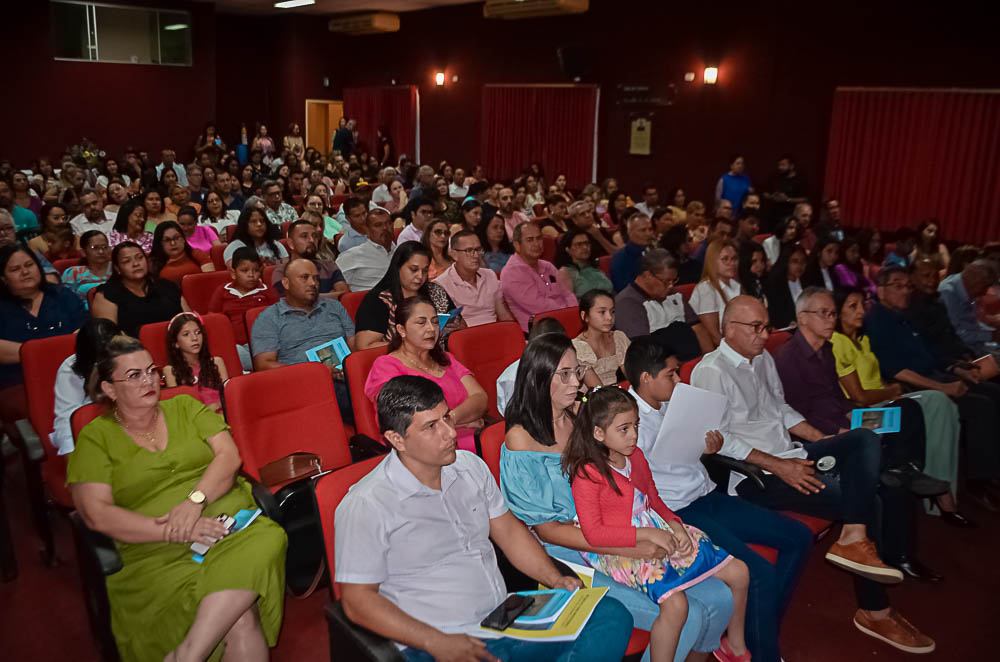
top-left (648, 383), bottom-right (728, 466)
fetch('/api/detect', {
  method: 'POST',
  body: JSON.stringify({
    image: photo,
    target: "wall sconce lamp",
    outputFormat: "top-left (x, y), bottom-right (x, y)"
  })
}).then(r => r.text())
top-left (435, 72), bottom-right (445, 86)
top-left (703, 67), bottom-right (719, 85)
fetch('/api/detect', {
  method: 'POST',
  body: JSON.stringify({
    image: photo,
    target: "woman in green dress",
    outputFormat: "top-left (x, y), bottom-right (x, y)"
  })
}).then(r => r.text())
top-left (67, 335), bottom-right (287, 661)
top-left (554, 228), bottom-right (614, 298)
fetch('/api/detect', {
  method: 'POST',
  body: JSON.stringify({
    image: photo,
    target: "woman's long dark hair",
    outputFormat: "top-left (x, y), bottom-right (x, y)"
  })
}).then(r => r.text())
top-left (233, 205), bottom-right (282, 258)
top-left (605, 192), bottom-right (628, 226)
top-left (916, 220), bottom-right (942, 254)
top-left (738, 241), bottom-right (767, 301)
top-left (0, 244), bottom-right (46, 303)
top-left (371, 241), bottom-right (432, 304)
top-left (562, 386), bottom-right (638, 495)
top-left (554, 228), bottom-right (595, 269)
top-left (856, 228), bottom-right (883, 264)
top-left (802, 235), bottom-right (839, 288)
top-left (767, 243), bottom-right (807, 288)
top-left (149, 221), bottom-right (194, 277)
top-left (112, 196), bottom-right (145, 235)
top-left (165, 313), bottom-right (223, 391)
top-left (80, 230), bottom-right (106, 268)
top-left (505, 333), bottom-right (574, 447)
top-left (72, 318), bottom-right (121, 379)
top-left (838, 236), bottom-right (864, 276)
top-left (200, 191), bottom-right (227, 221)
top-left (475, 214), bottom-right (513, 256)
top-left (386, 296), bottom-right (450, 367)
top-left (109, 241), bottom-right (155, 292)
top-left (420, 218), bottom-right (452, 263)
top-left (833, 286), bottom-right (865, 339)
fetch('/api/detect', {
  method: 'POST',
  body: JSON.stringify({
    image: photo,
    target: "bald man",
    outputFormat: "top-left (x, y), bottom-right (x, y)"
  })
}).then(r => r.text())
top-left (251, 258), bottom-right (356, 421)
top-left (691, 295), bottom-right (934, 654)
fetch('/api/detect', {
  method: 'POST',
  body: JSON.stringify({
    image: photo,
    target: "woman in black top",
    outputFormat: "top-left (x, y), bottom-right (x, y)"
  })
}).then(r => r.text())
top-left (764, 244), bottom-right (807, 329)
top-left (354, 241), bottom-right (462, 350)
top-left (91, 241), bottom-right (188, 337)
top-left (801, 235), bottom-right (840, 290)
top-left (738, 241), bottom-right (768, 304)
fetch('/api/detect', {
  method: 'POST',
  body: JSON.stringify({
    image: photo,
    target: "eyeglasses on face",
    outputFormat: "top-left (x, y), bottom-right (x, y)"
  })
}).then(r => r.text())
top-left (554, 365), bottom-right (588, 384)
top-left (729, 320), bottom-right (773, 336)
top-left (801, 309), bottom-right (836, 320)
top-left (112, 365), bottom-right (162, 386)
top-left (453, 247), bottom-right (483, 256)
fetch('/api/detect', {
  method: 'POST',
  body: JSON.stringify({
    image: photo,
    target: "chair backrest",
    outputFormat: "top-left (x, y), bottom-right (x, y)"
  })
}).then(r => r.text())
top-left (339, 290), bottom-right (368, 322)
top-left (330, 194), bottom-right (346, 210)
top-left (752, 233), bottom-right (772, 244)
top-left (210, 244), bottom-right (228, 269)
top-left (393, 226), bottom-right (403, 240)
top-left (281, 221), bottom-right (292, 236)
top-left (676, 282), bottom-right (697, 303)
top-left (765, 330), bottom-right (792, 353)
top-left (52, 258), bottom-right (81, 275)
top-left (87, 287), bottom-right (98, 309)
top-left (533, 305), bottom-right (581, 337)
top-left (139, 313), bottom-right (242, 380)
top-left (680, 356), bottom-right (702, 384)
top-left (314, 456), bottom-right (384, 600)
top-left (598, 254), bottom-right (611, 277)
top-left (448, 322), bottom-right (525, 419)
top-left (262, 264), bottom-right (276, 288)
top-left (20, 334), bottom-right (77, 507)
top-left (225, 225), bottom-right (238, 243)
top-left (224, 362), bottom-right (352, 483)
top-left (244, 305), bottom-right (270, 354)
top-left (532, 203), bottom-right (546, 218)
top-left (479, 421), bottom-right (505, 485)
top-left (182, 270), bottom-right (231, 315)
top-left (541, 235), bottom-right (556, 262)
top-left (344, 345), bottom-right (388, 441)
top-left (71, 387), bottom-right (201, 440)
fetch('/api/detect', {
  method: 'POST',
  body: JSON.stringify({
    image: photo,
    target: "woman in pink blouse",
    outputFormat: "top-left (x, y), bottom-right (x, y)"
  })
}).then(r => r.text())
top-left (364, 296), bottom-right (487, 452)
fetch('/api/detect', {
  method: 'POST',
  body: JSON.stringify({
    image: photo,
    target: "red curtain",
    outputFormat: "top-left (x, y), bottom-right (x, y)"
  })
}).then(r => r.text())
top-left (824, 88), bottom-right (1000, 243)
top-left (343, 86), bottom-right (418, 163)
top-left (481, 85), bottom-right (599, 190)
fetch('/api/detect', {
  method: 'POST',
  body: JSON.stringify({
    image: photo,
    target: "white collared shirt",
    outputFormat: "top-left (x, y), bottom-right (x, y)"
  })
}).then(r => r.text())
top-left (337, 240), bottom-right (397, 291)
top-left (689, 278), bottom-right (743, 331)
top-left (335, 450), bottom-right (508, 644)
top-left (691, 340), bottom-right (807, 493)
top-left (69, 210), bottom-right (116, 237)
top-left (52, 356), bottom-right (89, 455)
top-left (629, 387), bottom-right (715, 511)
top-left (495, 360), bottom-right (519, 416)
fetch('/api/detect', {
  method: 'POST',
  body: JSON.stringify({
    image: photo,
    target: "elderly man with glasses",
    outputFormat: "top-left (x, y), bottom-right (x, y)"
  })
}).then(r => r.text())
top-left (433, 230), bottom-right (514, 327)
top-left (691, 294), bottom-right (936, 655)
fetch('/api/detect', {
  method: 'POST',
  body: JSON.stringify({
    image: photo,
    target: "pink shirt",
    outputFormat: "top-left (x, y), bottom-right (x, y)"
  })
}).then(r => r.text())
top-left (364, 353), bottom-right (476, 452)
top-left (186, 225), bottom-right (220, 252)
top-left (434, 265), bottom-right (501, 327)
top-left (499, 253), bottom-right (577, 331)
top-left (502, 210), bottom-right (530, 241)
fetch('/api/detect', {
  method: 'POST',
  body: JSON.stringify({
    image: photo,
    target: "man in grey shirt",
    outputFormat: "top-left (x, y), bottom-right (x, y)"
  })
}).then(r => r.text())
top-left (938, 260), bottom-right (1000, 360)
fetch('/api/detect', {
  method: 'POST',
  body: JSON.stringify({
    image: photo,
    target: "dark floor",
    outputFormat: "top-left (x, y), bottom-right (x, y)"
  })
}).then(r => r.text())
top-left (0, 456), bottom-right (994, 661)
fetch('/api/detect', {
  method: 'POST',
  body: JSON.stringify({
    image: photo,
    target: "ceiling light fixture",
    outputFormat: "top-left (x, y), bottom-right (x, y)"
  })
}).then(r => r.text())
top-left (275, 0), bottom-right (316, 9)
top-left (163, 23), bottom-right (188, 31)
top-left (703, 67), bottom-right (719, 85)
top-left (435, 72), bottom-right (445, 86)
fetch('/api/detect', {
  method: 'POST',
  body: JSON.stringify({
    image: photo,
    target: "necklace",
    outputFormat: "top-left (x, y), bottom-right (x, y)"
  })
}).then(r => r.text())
top-left (115, 407), bottom-right (160, 448)
top-left (398, 349), bottom-right (443, 376)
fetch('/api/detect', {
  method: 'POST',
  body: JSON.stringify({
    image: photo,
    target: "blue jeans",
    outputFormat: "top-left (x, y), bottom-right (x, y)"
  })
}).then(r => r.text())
top-left (401, 596), bottom-right (633, 662)
top-left (546, 545), bottom-right (733, 662)
top-left (676, 491), bottom-right (813, 662)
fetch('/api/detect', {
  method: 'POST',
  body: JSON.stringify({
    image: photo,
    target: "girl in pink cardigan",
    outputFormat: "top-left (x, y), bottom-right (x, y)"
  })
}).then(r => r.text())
top-left (564, 387), bottom-right (751, 662)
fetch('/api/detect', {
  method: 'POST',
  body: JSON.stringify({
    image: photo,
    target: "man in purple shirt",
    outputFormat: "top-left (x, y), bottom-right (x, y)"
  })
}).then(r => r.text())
top-left (500, 222), bottom-right (576, 332)
top-left (773, 287), bottom-right (948, 580)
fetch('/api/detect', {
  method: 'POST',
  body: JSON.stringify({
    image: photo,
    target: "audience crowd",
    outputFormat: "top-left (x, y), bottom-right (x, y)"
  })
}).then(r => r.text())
top-left (3, 126), bottom-right (1000, 662)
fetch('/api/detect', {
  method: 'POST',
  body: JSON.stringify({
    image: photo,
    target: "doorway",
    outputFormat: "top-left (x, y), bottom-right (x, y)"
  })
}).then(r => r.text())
top-left (305, 99), bottom-right (343, 156)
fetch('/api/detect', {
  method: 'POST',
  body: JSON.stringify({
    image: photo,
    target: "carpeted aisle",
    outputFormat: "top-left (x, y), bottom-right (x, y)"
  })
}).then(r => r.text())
top-left (0, 457), bottom-right (993, 661)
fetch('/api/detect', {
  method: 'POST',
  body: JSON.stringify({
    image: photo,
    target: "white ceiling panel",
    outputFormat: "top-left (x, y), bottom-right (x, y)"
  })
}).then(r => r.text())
top-left (210, 0), bottom-right (481, 15)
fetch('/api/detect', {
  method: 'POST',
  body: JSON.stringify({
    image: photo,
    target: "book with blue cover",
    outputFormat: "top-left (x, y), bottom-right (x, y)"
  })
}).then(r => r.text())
top-left (305, 336), bottom-right (352, 370)
top-left (850, 406), bottom-right (901, 434)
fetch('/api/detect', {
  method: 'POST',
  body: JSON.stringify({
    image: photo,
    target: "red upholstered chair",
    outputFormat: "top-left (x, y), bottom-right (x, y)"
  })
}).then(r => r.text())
top-left (449, 322), bottom-right (525, 420)
top-left (71, 387), bottom-right (200, 439)
top-left (52, 258), bottom-right (81, 275)
top-left (541, 235), bottom-right (556, 262)
top-left (20, 334), bottom-right (78, 509)
top-left (393, 226), bottom-right (403, 240)
top-left (533, 305), bottom-right (582, 337)
top-left (753, 233), bottom-right (772, 244)
top-left (344, 345), bottom-right (389, 442)
top-left (765, 330), bottom-right (792, 354)
top-left (339, 290), bottom-right (368, 322)
top-left (532, 203), bottom-right (546, 218)
top-left (244, 305), bottom-right (270, 355)
top-left (679, 356), bottom-right (702, 384)
top-left (87, 287), bottom-right (98, 309)
top-left (281, 221), bottom-right (292, 237)
top-left (478, 421), bottom-right (505, 483)
top-left (330, 194), bottom-right (346, 210)
top-left (139, 313), bottom-right (242, 380)
top-left (263, 264), bottom-right (276, 288)
top-left (225, 225), bottom-right (238, 243)
top-left (210, 244), bottom-right (227, 269)
top-left (676, 283), bottom-right (696, 303)
top-left (223, 363), bottom-right (352, 485)
top-left (598, 254), bottom-right (611, 277)
top-left (181, 271), bottom-right (230, 315)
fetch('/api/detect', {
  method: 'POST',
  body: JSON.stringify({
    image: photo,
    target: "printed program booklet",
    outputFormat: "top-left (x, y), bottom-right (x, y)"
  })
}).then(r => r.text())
top-left (478, 586), bottom-right (608, 642)
top-left (304, 336), bottom-right (351, 370)
top-left (850, 406), bottom-right (901, 434)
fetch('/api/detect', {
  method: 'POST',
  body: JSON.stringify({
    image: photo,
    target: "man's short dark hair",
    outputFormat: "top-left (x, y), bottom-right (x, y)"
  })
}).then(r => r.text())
top-left (512, 221), bottom-right (538, 243)
top-left (342, 196), bottom-right (366, 215)
top-left (624, 337), bottom-right (672, 388)
top-left (288, 219), bottom-right (313, 236)
top-left (876, 265), bottom-right (907, 286)
top-left (262, 179), bottom-right (280, 193)
top-left (449, 229), bottom-right (477, 249)
top-left (545, 194), bottom-right (567, 208)
top-left (527, 316), bottom-right (566, 340)
top-left (376, 375), bottom-right (446, 436)
top-left (231, 246), bottom-right (261, 268)
top-left (709, 216), bottom-right (734, 231)
top-left (467, 181), bottom-right (490, 197)
top-left (643, 183), bottom-right (657, 195)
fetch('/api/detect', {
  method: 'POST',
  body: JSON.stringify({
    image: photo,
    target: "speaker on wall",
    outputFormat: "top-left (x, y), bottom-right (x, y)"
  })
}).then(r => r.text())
top-left (557, 44), bottom-right (595, 80)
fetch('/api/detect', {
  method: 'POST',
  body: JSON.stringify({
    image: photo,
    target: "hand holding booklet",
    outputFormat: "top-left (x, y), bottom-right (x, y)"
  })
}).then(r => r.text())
top-left (648, 383), bottom-right (727, 467)
top-left (478, 587), bottom-right (608, 642)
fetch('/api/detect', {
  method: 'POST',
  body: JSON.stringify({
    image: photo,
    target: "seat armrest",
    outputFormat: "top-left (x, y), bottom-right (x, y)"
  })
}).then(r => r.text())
top-left (325, 600), bottom-right (404, 662)
top-left (349, 434), bottom-right (391, 463)
top-left (244, 473), bottom-right (281, 520)
top-left (701, 454), bottom-right (767, 491)
top-left (13, 418), bottom-right (45, 462)
top-left (69, 511), bottom-right (123, 576)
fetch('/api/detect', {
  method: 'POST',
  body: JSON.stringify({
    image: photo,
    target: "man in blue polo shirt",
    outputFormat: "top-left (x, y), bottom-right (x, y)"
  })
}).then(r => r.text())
top-left (609, 213), bottom-right (653, 292)
top-left (252, 258), bottom-right (356, 423)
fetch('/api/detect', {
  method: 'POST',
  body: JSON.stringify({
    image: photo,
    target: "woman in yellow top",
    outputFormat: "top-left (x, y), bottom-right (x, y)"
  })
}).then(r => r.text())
top-left (67, 335), bottom-right (287, 660)
top-left (831, 289), bottom-right (972, 527)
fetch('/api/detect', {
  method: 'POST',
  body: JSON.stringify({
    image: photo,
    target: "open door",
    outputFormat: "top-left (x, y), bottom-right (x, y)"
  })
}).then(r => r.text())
top-left (305, 99), bottom-right (343, 156)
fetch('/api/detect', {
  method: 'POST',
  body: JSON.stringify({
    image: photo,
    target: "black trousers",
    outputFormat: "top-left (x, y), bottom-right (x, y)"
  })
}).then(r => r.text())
top-left (952, 380), bottom-right (1000, 480)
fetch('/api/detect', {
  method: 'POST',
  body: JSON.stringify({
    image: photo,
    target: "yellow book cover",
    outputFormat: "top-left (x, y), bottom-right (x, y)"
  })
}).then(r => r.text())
top-left (479, 586), bottom-right (609, 642)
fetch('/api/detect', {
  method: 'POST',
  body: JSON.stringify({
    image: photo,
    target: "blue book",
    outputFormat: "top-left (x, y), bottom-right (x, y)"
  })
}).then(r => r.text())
top-left (305, 336), bottom-right (352, 370)
top-left (850, 406), bottom-right (901, 434)
top-left (192, 508), bottom-right (262, 563)
top-left (438, 307), bottom-right (463, 330)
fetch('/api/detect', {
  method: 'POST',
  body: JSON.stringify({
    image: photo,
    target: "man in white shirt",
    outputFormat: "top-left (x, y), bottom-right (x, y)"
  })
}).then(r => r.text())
top-left (691, 295), bottom-right (935, 654)
top-left (155, 148), bottom-right (188, 186)
top-left (371, 167), bottom-right (396, 205)
top-left (69, 191), bottom-right (116, 236)
top-left (448, 167), bottom-right (468, 199)
top-left (338, 208), bottom-right (396, 291)
top-left (434, 230), bottom-right (513, 326)
top-left (396, 197), bottom-right (435, 245)
top-left (633, 183), bottom-right (659, 219)
top-left (624, 337), bottom-right (812, 662)
top-left (496, 317), bottom-right (567, 416)
top-left (335, 375), bottom-right (632, 660)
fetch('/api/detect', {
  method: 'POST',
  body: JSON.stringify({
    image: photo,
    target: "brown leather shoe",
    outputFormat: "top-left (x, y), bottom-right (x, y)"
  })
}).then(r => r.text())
top-left (854, 609), bottom-right (935, 654)
top-left (825, 538), bottom-right (903, 584)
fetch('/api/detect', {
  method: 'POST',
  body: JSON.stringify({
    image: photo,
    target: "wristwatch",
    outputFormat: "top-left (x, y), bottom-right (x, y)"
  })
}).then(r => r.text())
top-left (187, 489), bottom-right (206, 506)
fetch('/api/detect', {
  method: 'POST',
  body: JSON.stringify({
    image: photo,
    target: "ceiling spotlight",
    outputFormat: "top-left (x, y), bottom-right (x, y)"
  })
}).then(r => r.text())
top-left (435, 72), bottom-right (445, 86)
top-left (684, 72), bottom-right (695, 82)
top-left (703, 67), bottom-right (718, 85)
top-left (274, 0), bottom-right (316, 9)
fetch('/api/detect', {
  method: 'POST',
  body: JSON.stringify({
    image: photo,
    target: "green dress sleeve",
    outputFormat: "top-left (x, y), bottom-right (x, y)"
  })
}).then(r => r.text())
top-left (66, 415), bottom-right (115, 486)
top-left (179, 394), bottom-right (230, 440)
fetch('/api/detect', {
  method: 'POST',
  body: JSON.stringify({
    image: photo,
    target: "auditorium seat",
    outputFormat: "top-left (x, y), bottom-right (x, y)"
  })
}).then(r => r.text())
top-left (479, 421), bottom-right (505, 483)
top-left (533, 305), bottom-right (582, 336)
top-left (753, 233), bottom-right (772, 244)
top-left (532, 203), bottom-right (546, 217)
top-left (339, 289), bottom-right (368, 321)
top-left (263, 264), bottom-right (276, 287)
top-left (330, 194), bottom-right (346, 210)
top-left (87, 287), bottom-right (98, 309)
top-left (281, 221), bottom-right (291, 236)
top-left (52, 258), bottom-right (79, 275)
top-left (680, 356), bottom-right (701, 384)
top-left (765, 329), bottom-right (792, 353)
top-left (344, 345), bottom-right (388, 443)
top-left (676, 283), bottom-right (696, 303)
top-left (181, 270), bottom-right (230, 315)
top-left (449, 322), bottom-right (525, 419)
top-left (223, 362), bottom-right (353, 487)
top-left (225, 225), bottom-right (238, 242)
top-left (393, 226), bottom-right (403, 240)
top-left (210, 244), bottom-right (227, 270)
top-left (599, 254), bottom-right (611, 277)
top-left (139, 313), bottom-right (243, 380)
top-left (244, 305), bottom-right (269, 354)
top-left (541, 234), bottom-right (556, 262)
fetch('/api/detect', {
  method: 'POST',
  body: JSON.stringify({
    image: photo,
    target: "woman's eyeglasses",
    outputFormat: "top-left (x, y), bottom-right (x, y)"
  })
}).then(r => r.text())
top-left (554, 365), bottom-right (588, 384)
top-left (113, 365), bottom-right (162, 387)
